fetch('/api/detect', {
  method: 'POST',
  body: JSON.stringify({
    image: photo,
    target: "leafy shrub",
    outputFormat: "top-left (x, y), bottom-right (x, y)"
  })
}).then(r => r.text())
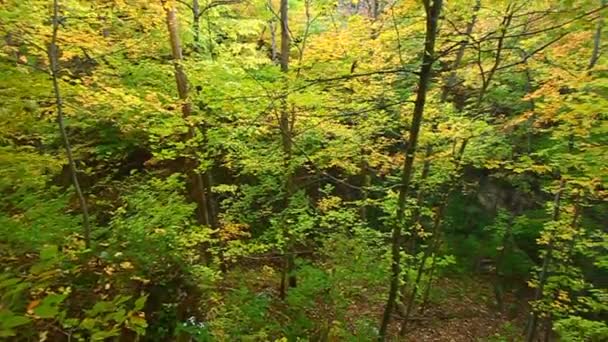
top-left (554, 316), bottom-right (608, 342)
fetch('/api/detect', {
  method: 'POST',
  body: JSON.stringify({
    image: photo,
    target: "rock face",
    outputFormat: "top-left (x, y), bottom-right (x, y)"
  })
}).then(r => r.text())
top-left (470, 169), bottom-right (539, 214)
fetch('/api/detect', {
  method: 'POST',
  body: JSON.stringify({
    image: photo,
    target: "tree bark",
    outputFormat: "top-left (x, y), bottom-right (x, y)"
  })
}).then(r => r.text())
top-left (270, 21), bottom-right (278, 63)
top-left (419, 241), bottom-right (439, 315)
top-left (359, 149), bottom-right (371, 222)
top-left (162, 1), bottom-right (214, 228)
top-left (49, 0), bottom-right (92, 249)
top-left (399, 139), bottom-right (468, 333)
top-left (477, 4), bottom-right (513, 107)
top-left (404, 144), bottom-right (433, 253)
top-left (525, 16), bottom-right (603, 334)
top-left (279, 0), bottom-right (290, 73)
top-left (398, 1), bottom-right (482, 316)
top-left (399, 204), bottom-right (442, 335)
top-left (441, 0), bottom-right (481, 102)
top-left (588, 0), bottom-right (606, 69)
top-left (419, 144), bottom-right (469, 317)
top-left (278, 0), bottom-right (297, 299)
top-left (405, 0), bottom-right (480, 255)
top-left (378, 1), bottom-right (443, 340)
top-left (396, 145), bottom-right (434, 316)
top-left (524, 178), bottom-right (566, 342)
top-left (193, 0), bottom-right (201, 52)
top-left (492, 215), bottom-right (513, 312)
top-left (372, 0), bottom-right (380, 19)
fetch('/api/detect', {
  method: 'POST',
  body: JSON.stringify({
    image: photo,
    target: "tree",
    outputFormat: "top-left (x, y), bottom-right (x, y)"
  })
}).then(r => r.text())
top-left (277, 0), bottom-right (298, 298)
top-left (378, 0), bottom-right (443, 339)
top-left (47, 0), bottom-right (92, 248)
top-left (162, 0), bottom-right (211, 227)
top-left (0, 0), bottom-right (606, 340)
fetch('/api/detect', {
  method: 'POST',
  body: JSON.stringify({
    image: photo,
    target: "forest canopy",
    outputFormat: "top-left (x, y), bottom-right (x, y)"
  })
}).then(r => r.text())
top-left (0, 0), bottom-right (606, 340)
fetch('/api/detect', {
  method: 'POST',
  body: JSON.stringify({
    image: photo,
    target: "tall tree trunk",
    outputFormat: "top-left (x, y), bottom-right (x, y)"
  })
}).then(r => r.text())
top-left (359, 149), bottom-right (371, 222)
top-left (278, 0), bottom-right (297, 299)
top-left (396, 144), bottom-right (433, 317)
top-left (404, 144), bottom-right (433, 254)
top-left (399, 1), bottom-right (482, 313)
top-left (193, 0), bottom-right (201, 53)
top-left (441, 0), bottom-right (481, 102)
top-left (270, 21), bottom-right (278, 63)
top-left (523, 56), bottom-right (535, 153)
top-left (399, 204), bottom-right (442, 335)
top-left (524, 178), bottom-right (566, 342)
top-left (493, 215), bottom-right (514, 312)
top-left (477, 4), bottom-right (513, 107)
top-left (525, 15), bottom-right (603, 334)
top-left (405, 0), bottom-right (480, 253)
top-left (162, 1), bottom-right (214, 228)
top-left (399, 139), bottom-right (468, 333)
top-left (372, 0), bottom-right (380, 19)
top-left (419, 240), bottom-right (439, 314)
top-left (419, 146), bottom-right (468, 317)
top-left (49, 0), bottom-right (92, 249)
top-left (588, 0), bottom-right (606, 69)
top-left (420, 146), bottom-right (468, 313)
top-left (279, 0), bottom-right (290, 73)
top-left (378, 1), bottom-right (443, 339)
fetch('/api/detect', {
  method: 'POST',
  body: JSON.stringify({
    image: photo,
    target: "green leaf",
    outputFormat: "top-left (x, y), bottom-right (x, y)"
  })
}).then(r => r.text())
top-left (34, 304), bottom-right (59, 319)
top-left (1, 314), bottom-right (30, 329)
top-left (34, 293), bottom-right (67, 319)
top-left (133, 295), bottom-right (147, 311)
top-left (107, 308), bottom-right (126, 323)
top-left (40, 245), bottom-right (58, 260)
top-left (127, 315), bottom-right (148, 335)
top-left (91, 328), bottom-right (119, 341)
top-left (89, 301), bottom-right (113, 316)
top-left (80, 318), bottom-right (96, 330)
top-left (0, 278), bottom-right (20, 290)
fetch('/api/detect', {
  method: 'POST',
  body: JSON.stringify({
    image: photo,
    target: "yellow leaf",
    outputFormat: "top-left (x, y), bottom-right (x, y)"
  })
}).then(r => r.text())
top-left (120, 261), bottom-right (134, 270)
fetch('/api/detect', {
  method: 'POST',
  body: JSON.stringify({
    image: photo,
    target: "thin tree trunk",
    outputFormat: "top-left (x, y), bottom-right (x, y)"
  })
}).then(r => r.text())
top-left (493, 216), bottom-right (513, 312)
top-left (441, 0), bottom-right (481, 102)
top-left (524, 178), bottom-right (566, 342)
top-left (588, 0), bottom-right (606, 69)
top-left (193, 0), bottom-right (201, 53)
top-left (523, 58), bottom-right (535, 153)
top-left (399, 1), bottom-right (482, 314)
top-left (270, 21), bottom-right (277, 63)
top-left (279, 0), bottom-right (290, 73)
top-left (405, 0), bottom-right (480, 253)
top-left (278, 0), bottom-right (296, 299)
top-left (399, 204), bottom-right (442, 335)
top-left (162, 1), bottom-right (213, 228)
top-left (417, 140), bottom-right (468, 317)
top-left (396, 144), bottom-right (433, 316)
top-left (378, 1), bottom-right (443, 339)
top-left (49, 0), bottom-right (92, 249)
top-left (477, 4), bottom-right (513, 107)
top-left (359, 149), bottom-right (371, 222)
top-left (419, 145), bottom-right (468, 317)
top-left (405, 144), bottom-right (433, 253)
top-left (525, 16), bottom-right (603, 334)
top-left (372, 0), bottom-right (380, 19)
top-left (400, 139), bottom-right (468, 333)
top-left (419, 242), bottom-right (439, 315)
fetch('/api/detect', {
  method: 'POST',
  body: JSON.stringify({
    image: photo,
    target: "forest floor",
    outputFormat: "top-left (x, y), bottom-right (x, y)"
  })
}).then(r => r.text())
top-left (334, 275), bottom-right (525, 341)
top-left (394, 277), bottom-right (525, 341)
top-left (229, 263), bottom-right (527, 341)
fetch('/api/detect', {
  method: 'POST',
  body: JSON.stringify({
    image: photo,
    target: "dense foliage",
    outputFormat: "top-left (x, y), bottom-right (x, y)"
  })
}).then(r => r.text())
top-left (1, 0), bottom-right (606, 340)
